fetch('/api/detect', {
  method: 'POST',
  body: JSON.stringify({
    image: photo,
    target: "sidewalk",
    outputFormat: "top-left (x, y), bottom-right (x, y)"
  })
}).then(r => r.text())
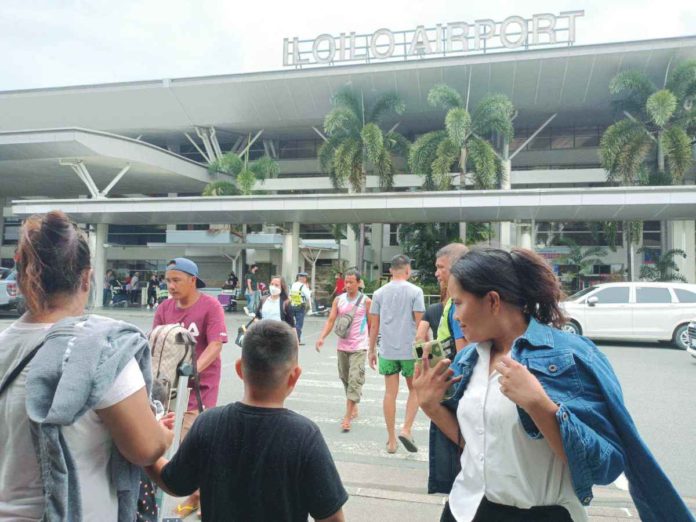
top-left (336, 460), bottom-right (696, 521)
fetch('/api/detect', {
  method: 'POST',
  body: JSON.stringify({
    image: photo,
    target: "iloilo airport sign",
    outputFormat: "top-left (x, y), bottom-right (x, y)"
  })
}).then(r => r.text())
top-left (283, 11), bottom-right (584, 67)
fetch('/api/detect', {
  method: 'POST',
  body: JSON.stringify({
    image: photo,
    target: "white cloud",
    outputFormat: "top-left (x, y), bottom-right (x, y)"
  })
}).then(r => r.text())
top-left (0, 0), bottom-right (694, 90)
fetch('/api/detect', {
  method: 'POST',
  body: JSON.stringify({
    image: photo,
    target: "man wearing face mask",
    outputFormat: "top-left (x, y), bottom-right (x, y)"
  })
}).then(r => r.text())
top-left (255, 275), bottom-right (295, 329)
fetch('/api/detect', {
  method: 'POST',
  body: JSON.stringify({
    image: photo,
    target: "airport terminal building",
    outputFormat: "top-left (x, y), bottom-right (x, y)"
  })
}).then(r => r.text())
top-left (1, 15), bottom-right (696, 299)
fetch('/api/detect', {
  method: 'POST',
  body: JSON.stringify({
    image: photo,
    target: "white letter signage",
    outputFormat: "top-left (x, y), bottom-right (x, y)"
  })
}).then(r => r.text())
top-left (284, 10), bottom-right (584, 67)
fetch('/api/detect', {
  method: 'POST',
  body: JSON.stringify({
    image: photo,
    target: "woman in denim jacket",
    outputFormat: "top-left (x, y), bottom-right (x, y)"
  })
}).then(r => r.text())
top-left (414, 248), bottom-right (693, 522)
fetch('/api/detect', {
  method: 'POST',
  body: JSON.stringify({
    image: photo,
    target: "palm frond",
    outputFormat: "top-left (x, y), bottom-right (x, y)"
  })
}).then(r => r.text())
top-left (409, 131), bottom-right (447, 176)
top-left (661, 126), bottom-right (693, 184)
top-left (332, 138), bottom-right (361, 189)
top-left (383, 131), bottom-right (410, 158)
top-left (368, 92), bottom-right (406, 123)
top-left (375, 150), bottom-right (395, 190)
top-left (248, 155), bottom-right (279, 182)
top-left (473, 93), bottom-right (515, 140)
top-left (599, 119), bottom-right (653, 185)
top-left (431, 137), bottom-right (459, 190)
top-left (331, 86), bottom-right (362, 120)
top-left (609, 70), bottom-right (656, 115)
top-left (427, 84), bottom-right (463, 110)
top-left (666, 60), bottom-right (696, 101)
top-left (646, 89), bottom-right (677, 128)
top-left (201, 180), bottom-right (240, 196)
top-left (208, 152), bottom-right (243, 176)
top-left (324, 106), bottom-right (361, 136)
top-left (445, 107), bottom-right (472, 147)
top-left (236, 169), bottom-right (258, 195)
top-left (467, 136), bottom-right (498, 190)
top-left (361, 123), bottom-right (384, 165)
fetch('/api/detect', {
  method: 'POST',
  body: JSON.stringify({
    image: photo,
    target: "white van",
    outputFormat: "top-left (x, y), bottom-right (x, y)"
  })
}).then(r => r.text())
top-left (561, 282), bottom-right (696, 350)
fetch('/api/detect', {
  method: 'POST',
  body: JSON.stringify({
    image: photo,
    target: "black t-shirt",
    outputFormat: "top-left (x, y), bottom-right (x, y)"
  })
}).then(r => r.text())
top-left (423, 302), bottom-right (444, 339)
top-left (245, 272), bottom-right (258, 291)
top-left (161, 402), bottom-right (348, 522)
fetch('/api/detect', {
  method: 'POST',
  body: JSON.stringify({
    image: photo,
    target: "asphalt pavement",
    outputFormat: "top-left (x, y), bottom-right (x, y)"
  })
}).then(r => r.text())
top-left (1, 307), bottom-right (694, 521)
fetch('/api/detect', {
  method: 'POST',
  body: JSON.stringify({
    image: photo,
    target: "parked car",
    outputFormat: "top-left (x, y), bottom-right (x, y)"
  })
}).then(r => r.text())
top-left (561, 282), bottom-right (696, 350)
top-left (0, 271), bottom-right (26, 316)
top-left (687, 320), bottom-right (696, 359)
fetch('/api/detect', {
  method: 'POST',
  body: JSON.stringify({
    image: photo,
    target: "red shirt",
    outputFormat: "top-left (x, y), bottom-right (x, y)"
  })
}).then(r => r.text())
top-left (153, 293), bottom-right (228, 410)
top-left (334, 278), bottom-right (345, 295)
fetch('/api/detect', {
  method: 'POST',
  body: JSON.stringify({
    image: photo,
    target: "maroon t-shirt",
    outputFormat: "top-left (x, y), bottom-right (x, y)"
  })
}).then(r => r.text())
top-left (153, 293), bottom-right (228, 410)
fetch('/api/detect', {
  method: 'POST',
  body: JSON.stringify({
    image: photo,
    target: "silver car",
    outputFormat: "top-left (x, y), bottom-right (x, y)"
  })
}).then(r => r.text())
top-left (561, 282), bottom-right (696, 350)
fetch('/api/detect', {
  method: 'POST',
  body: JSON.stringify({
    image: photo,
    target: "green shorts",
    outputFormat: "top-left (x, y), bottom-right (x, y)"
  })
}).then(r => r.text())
top-left (378, 356), bottom-right (415, 378)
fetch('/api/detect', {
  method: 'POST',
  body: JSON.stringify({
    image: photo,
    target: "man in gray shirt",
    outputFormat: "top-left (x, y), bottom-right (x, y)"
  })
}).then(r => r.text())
top-left (368, 254), bottom-right (425, 454)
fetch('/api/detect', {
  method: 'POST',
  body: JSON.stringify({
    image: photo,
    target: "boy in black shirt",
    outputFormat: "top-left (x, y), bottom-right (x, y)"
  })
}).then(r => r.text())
top-left (145, 320), bottom-right (348, 522)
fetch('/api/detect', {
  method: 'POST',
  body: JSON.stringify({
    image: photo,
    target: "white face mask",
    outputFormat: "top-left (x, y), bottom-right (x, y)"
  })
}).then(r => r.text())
top-left (269, 285), bottom-right (281, 296)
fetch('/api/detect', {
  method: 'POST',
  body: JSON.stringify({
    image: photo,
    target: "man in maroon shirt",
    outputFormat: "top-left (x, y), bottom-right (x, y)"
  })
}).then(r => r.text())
top-left (153, 257), bottom-right (228, 516)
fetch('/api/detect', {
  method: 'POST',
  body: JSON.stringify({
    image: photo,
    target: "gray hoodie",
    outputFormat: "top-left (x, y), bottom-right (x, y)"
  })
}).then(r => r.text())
top-left (25, 314), bottom-right (152, 522)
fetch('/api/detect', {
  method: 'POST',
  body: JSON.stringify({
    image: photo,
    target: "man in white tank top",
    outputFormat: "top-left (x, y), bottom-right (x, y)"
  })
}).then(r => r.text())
top-left (315, 270), bottom-right (371, 432)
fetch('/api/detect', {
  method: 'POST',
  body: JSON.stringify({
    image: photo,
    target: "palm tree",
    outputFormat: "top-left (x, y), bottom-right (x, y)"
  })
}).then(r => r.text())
top-left (637, 248), bottom-right (688, 282)
top-left (602, 61), bottom-right (696, 186)
top-left (319, 87), bottom-right (410, 270)
top-left (205, 150), bottom-right (279, 196)
top-left (409, 85), bottom-right (514, 241)
top-left (599, 61), bottom-right (696, 280)
top-left (410, 85), bottom-right (504, 192)
top-left (557, 238), bottom-right (608, 291)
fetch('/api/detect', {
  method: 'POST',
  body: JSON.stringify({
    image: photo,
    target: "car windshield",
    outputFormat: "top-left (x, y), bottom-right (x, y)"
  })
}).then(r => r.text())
top-left (566, 286), bottom-right (597, 301)
top-left (0, 269), bottom-right (11, 280)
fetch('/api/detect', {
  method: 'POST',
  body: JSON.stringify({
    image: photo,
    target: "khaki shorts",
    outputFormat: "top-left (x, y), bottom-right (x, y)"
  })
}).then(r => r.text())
top-left (337, 350), bottom-right (366, 403)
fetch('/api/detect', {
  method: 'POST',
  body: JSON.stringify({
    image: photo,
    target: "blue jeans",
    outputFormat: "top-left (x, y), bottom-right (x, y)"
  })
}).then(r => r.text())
top-left (291, 306), bottom-right (305, 342)
top-left (103, 289), bottom-right (112, 307)
top-left (246, 290), bottom-right (259, 314)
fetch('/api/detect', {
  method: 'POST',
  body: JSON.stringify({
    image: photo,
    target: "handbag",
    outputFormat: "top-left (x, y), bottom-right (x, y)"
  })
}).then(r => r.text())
top-left (333, 293), bottom-right (364, 339)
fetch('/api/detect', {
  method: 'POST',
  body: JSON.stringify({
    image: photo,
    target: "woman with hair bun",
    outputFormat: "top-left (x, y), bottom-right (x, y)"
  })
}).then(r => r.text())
top-left (0, 211), bottom-right (173, 521)
top-left (415, 247), bottom-right (693, 522)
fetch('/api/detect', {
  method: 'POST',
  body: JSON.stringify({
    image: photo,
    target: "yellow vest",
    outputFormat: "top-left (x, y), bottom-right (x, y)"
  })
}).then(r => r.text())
top-left (437, 298), bottom-right (454, 342)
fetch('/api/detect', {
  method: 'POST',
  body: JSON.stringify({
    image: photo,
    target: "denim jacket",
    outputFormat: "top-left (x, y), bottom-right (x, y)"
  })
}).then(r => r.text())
top-left (428, 318), bottom-right (694, 522)
top-left (25, 315), bottom-right (152, 522)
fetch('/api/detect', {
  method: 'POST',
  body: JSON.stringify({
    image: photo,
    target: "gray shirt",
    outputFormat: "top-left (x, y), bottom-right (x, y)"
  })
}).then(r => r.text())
top-left (370, 280), bottom-right (425, 360)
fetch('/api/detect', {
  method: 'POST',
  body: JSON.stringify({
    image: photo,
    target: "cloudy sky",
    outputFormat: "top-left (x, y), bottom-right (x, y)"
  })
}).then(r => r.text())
top-left (1, 0), bottom-right (695, 91)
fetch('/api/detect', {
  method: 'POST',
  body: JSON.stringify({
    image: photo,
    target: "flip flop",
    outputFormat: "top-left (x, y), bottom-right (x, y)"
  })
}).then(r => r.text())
top-left (398, 434), bottom-right (418, 453)
top-left (341, 418), bottom-right (351, 432)
top-left (386, 441), bottom-right (398, 454)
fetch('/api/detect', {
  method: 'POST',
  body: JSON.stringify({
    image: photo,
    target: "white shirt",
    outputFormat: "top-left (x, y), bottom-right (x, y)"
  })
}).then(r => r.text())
top-left (260, 296), bottom-right (282, 321)
top-left (448, 342), bottom-right (587, 522)
top-left (0, 320), bottom-right (145, 521)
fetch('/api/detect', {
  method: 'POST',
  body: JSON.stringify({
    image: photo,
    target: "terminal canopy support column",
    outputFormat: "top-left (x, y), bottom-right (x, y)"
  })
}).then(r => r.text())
top-left (666, 220), bottom-right (696, 283)
top-left (282, 222), bottom-right (300, 285)
top-left (370, 224), bottom-right (384, 279)
top-left (89, 223), bottom-right (108, 309)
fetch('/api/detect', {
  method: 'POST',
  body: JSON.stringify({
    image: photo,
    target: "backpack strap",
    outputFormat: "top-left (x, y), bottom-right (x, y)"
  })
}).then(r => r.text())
top-left (0, 341), bottom-right (45, 398)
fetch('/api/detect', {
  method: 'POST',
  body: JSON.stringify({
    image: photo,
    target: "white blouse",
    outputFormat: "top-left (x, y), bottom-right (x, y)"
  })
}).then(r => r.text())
top-left (448, 342), bottom-right (587, 522)
top-left (260, 296), bottom-right (282, 322)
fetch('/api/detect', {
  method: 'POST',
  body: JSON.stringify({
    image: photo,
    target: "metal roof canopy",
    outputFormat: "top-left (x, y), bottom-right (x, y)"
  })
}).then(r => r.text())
top-left (0, 128), bottom-right (214, 198)
top-left (11, 186), bottom-right (696, 225)
top-left (0, 37), bottom-right (695, 136)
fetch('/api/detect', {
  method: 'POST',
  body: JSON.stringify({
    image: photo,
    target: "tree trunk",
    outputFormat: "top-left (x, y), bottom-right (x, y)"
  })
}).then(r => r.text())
top-left (459, 146), bottom-right (467, 242)
top-left (657, 131), bottom-right (665, 176)
top-left (357, 169), bottom-right (367, 271)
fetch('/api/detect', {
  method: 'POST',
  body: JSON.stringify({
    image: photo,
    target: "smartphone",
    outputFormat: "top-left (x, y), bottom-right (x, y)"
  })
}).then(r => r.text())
top-left (413, 340), bottom-right (446, 368)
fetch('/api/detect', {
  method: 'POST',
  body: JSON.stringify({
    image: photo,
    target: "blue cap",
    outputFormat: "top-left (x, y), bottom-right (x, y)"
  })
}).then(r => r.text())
top-left (167, 258), bottom-right (206, 288)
